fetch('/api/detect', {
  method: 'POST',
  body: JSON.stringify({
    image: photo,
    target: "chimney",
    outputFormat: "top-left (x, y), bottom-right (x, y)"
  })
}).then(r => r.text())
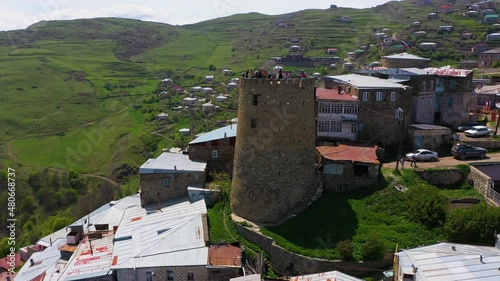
top-left (338, 85), bottom-right (342, 94)
top-left (30, 259), bottom-right (34, 266)
top-left (224, 132), bottom-right (227, 138)
top-left (480, 254), bottom-right (484, 263)
top-left (495, 232), bottom-right (500, 249)
top-left (174, 165), bottom-right (177, 170)
top-left (50, 238), bottom-right (53, 247)
top-left (89, 240), bottom-right (93, 256)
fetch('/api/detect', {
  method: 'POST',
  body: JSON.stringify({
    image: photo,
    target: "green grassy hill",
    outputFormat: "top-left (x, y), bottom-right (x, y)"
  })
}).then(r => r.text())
top-left (1, 0), bottom-right (500, 246)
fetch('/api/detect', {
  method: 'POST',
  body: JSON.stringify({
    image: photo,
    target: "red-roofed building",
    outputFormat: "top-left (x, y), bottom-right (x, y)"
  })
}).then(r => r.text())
top-left (316, 145), bottom-right (382, 191)
top-left (315, 87), bottom-right (359, 143)
top-left (0, 253), bottom-right (22, 272)
top-left (208, 244), bottom-right (242, 281)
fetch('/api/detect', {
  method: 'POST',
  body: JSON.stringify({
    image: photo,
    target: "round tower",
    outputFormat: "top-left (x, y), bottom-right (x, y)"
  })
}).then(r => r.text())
top-left (230, 78), bottom-right (317, 224)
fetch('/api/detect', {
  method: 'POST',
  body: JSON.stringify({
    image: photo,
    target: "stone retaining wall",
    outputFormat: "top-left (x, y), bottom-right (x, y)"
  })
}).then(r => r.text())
top-left (416, 168), bottom-right (464, 186)
top-left (233, 221), bottom-right (391, 277)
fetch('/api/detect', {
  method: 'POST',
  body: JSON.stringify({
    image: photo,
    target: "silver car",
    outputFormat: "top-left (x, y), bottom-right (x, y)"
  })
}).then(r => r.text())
top-left (464, 126), bottom-right (493, 137)
top-left (405, 149), bottom-right (439, 162)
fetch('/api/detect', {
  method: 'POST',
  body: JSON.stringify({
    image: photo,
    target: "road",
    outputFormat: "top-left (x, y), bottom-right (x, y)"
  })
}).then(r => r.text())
top-left (384, 152), bottom-right (500, 169)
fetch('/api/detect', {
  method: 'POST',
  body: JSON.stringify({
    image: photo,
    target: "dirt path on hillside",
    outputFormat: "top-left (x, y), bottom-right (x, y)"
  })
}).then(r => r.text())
top-left (384, 152), bottom-right (500, 169)
top-left (82, 173), bottom-right (121, 187)
top-left (6, 143), bottom-right (20, 163)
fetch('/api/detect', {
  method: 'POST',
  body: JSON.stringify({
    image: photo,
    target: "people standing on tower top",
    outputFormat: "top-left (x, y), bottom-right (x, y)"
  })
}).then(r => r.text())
top-left (300, 70), bottom-right (307, 78)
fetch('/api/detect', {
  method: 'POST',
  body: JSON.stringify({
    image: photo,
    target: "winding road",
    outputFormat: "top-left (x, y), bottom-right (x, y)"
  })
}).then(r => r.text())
top-left (383, 152), bottom-right (500, 169)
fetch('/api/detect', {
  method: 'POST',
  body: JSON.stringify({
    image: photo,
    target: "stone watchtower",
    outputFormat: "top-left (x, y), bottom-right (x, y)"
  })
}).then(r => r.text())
top-left (230, 78), bottom-right (318, 224)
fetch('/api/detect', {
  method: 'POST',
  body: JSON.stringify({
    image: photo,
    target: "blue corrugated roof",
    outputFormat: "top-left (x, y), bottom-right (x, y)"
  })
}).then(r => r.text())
top-left (189, 124), bottom-right (237, 144)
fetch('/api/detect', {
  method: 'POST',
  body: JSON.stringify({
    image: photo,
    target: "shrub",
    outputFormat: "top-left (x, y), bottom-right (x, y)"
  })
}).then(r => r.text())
top-left (337, 239), bottom-right (354, 261)
top-left (360, 236), bottom-right (385, 261)
top-left (405, 184), bottom-right (447, 227)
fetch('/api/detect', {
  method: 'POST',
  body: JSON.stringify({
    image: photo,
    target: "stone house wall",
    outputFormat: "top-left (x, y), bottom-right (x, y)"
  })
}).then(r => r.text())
top-left (189, 137), bottom-right (235, 173)
top-left (117, 266), bottom-right (207, 281)
top-left (140, 171), bottom-right (206, 206)
top-left (322, 160), bottom-right (379, 192)
top-left (381, 58), bottom-right (430, 69)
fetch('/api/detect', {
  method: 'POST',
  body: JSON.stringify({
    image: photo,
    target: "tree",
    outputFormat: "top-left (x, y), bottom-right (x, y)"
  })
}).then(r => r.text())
top-left (444, 203), bottom-right (500, 245)
top-left (405, 184), bottom-right (447, 227)
top-left (208, 64), bottom-right (217, 71)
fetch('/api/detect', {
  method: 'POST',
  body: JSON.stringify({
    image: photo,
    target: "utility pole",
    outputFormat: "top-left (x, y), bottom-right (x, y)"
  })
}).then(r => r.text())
top-left (396, 108), bottom-right (405, 171)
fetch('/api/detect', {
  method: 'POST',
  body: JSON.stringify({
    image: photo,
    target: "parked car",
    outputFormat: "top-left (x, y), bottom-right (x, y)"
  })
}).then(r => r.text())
top-left (405, 149), bottom-right (439, 161)
top-left (464, 125), bottom-right (493, 137)
top-left (451, 142), bottom-right (487, 160)
top-left (457, 122), bottom-right (479, 131)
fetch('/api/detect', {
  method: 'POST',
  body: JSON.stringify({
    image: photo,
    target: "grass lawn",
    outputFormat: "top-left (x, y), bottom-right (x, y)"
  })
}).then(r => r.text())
top-left (261, 167), bottom-right (482, 261)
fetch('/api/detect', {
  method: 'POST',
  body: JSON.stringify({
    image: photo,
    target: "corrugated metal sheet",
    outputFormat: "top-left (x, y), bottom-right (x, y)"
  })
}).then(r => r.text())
top-left (111, 200), bottom-right (208, 269)
top-left (396, 242), bottom-right (500, 280)
top-left (382, 52), bottom-right (430, 61)
top-left (315, 88), bottom-right (358, 101)
top-left (424, 66), bottom-right (473, 77)
top-left (58, 235), bottom-right (114, 281)
top-left (325, 74), bottom-right (408, 89)
top-left (15, 240), bottom-right (67, 281)
top-left (189, 124), bottom-right (237, 144)
top-left (289, 270), bottom-right (363, 281)
top-left (317, 145), bottom-right (380, 164)
top-left (139, 152), bottom-right (207, 174)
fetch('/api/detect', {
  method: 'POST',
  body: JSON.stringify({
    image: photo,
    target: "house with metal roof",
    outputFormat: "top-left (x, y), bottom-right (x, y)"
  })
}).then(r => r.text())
top-left (424, 66), bottom-right (474, 129)
top-left (15, 239), bottom-right (67, 281)
top-left (323, 74), bottom-right (412, 145)
top-left (394, 242), bottom-right (500, 281)
top-left (139, 152), bottom-right (207, 207)
top-left (112, 199), bottom-right (209, 281)
top-left (381, 53), bottom-right (431, 68)
top-left (479, 47), bottom-right (500, 67)
top-left (316, 145), bottom-right (381, 192)
top-left (188, 124), bottom-right (237, 172)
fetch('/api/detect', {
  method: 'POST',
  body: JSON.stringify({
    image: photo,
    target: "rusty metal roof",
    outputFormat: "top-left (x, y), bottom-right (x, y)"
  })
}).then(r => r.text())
top-left (315, 87), bottom-right (358, 101)
top-left (317, 145), bottom-right (380, 164)
top-left (208, 244), bottom-right (242, 267)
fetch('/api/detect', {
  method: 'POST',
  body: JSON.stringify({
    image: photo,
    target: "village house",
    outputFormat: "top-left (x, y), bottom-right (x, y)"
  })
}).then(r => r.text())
top-left (324, 74), bottom-right (412, 145)
top-left (188, 124), bottom-right (237, 172)
top-left (288, 270), bottom-right (364, 281)
top-left (394, 242), bottom-right (500, 281)
top-left (327, 48), bottom-right (338, 55)
top-left (206, 75), bottom-right (215, 83)
top-left (289, 45), bottom-right (301, 52)
top-left (472, 43), bottom-right (489, 53)
top-left (161, 78), bottom-right (174, 87)
top-left (487, 32), bottom-right (500, 41)
top-left (202, 102), bottom-right (215, 114)
top-left (155, 112), bottom-right (169, 121)
top-left (479, 47), bottom-right (500, 67)
top-left (472, 84), bottom-right (500, 112)
top-left (316, 145), bottom-right (381, 192)
top-left (183, 96), bottom-right (199, 106)
top-left (425, 66), bottom-right (474, 129)
top-left (381, 53), bottom-right (431, 68)
top-left (138, 152), bottom-right (207, 206)
top-left (223, 69), bottom-right (233, 76)
top-left (207, 244), bottom-right (242, 281)
top-left (369, 68), bottom-right (436, 124)
top-left (315, 87), bottom-right (359, 143)
top-left (419, 42), bottom-right (437, 50)
top-left (407, 124), bottom-right (452, 150)
top-left (340, 15), bottom-right (352, 22)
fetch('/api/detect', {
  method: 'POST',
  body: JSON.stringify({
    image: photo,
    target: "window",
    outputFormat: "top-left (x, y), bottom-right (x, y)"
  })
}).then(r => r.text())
top-left (334, 104), bottom-right (343, 114)
top-left (428, 97), bottom-right (433, 105)
top-left (167, 270), bottom-right (174, 281)
top-left (376, 91), bottom-right (383, 101)
top-left (420, 98), bottom-right (425, 106)
top-left (187, 273), bottom-right (194, 281)
top-left (354, 165), bottom-right (369, 176)
top-left (362, 92), bottom-right (369, 101)
top-left (421, 81), bottom-right (426, 91)
top-left (450, 79), bottom-right (456, 90)
top-left (390, 92), bottom-right (396, 101)
top-left (437, 78), bottom-right (444, 88)
top-left (250, 118), bottom-right (257, 128)
top-left (324, 163), bottom-right (344, 175)
top-left (163, 179), bottom-right (169, 187)
top-left (212, 150), bottom-right (219, 159)
top-left (318, 120), bottom-right (330, 132)
top-left (252, 94), bottom-right (258, 106)
top-left (146, 272), bottom-right (153, 281)
top-left (430, 80), bottom-right (434, 90)
top-left (447, 97), bottom-right (454, 107)
top-left (351, 123), bottom-right (357, 134)
top-left (332, 122), bottom-right (342, 132)
top-left (395, 109), bottom-right (403, 119)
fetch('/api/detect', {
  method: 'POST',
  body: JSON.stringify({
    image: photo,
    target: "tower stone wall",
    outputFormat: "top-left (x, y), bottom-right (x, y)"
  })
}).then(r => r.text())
top-left (230, 78), bottom-right (317, 224)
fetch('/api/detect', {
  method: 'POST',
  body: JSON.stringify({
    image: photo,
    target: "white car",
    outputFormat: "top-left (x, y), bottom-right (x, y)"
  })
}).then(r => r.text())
top-left (464, 126), bottom-right (493, 137)
top-left (405, 149), bottom-right (439, 162)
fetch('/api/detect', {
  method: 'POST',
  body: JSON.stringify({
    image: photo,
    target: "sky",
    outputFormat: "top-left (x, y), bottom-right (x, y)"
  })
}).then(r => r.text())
top-left (0, 0), bottom-right (393, 31)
